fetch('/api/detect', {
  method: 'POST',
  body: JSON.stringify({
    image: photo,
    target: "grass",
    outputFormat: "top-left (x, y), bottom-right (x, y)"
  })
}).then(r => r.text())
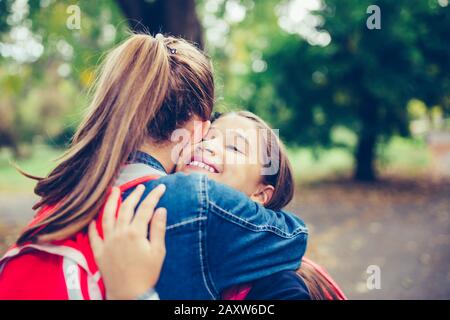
top-left (377, 136), bottom-right (431, 176)
top-left (288, 147), bottom-right (354, 183)
top-left (289, 136), bottom-right (431, 183)
top-left (0, 136), bottom-right (431, 192)
top-left (0, 145), bottom-right (63, 192)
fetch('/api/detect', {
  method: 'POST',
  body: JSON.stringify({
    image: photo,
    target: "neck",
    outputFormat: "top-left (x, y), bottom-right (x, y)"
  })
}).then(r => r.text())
top-left (139, 141), bottom-right (177, 173)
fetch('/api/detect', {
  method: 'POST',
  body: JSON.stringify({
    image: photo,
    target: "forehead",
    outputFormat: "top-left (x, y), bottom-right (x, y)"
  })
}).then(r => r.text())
top-left (212, 114), bottom-right (256, 131)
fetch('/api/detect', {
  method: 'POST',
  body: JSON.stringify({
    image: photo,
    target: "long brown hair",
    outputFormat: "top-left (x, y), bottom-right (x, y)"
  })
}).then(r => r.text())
top-left (296, 259), bottom-right (345, 300)
top-left (18, 33), bottom-right (214, 244)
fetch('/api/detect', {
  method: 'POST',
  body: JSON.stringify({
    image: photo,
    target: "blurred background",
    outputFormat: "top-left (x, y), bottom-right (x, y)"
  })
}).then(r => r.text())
top-left (0, 0), bottom-right (449, 299)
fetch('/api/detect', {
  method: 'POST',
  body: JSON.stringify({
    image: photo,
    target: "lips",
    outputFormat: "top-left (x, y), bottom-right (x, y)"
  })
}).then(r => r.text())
top-left (186, 156), bottom-right (220, 173)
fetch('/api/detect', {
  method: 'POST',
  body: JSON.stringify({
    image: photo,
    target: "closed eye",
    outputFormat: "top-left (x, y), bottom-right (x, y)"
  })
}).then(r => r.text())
top-left (227, 145), bottom-right (244, 154)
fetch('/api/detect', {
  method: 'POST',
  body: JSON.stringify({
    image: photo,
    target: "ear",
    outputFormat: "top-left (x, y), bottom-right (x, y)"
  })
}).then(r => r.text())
top-left (184, 118), bottom-right (211, 144)
top-left (250, 184), bottom-right (275, 207)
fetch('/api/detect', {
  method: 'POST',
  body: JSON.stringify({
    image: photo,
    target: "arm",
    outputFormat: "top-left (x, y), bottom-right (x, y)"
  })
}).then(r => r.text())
top-left (141, 173), bottom-right (308, 296)
top-left (204, 176), bottom-right (308, 292)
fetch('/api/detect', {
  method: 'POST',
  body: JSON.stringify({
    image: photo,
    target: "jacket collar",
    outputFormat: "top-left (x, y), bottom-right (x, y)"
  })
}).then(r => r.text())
top-left (127, 150), bottom-right (167, 174)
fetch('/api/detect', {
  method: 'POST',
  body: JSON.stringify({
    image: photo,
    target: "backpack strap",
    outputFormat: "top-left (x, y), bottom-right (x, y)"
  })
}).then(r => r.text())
top-left (0, 242), bottom-right (99, 300)
top-left (118, 175), bottom-right (160, 192)
top-left (0, 175), bottom-right (161, 300)
top-left (92, 175), bottom-right (160, 240)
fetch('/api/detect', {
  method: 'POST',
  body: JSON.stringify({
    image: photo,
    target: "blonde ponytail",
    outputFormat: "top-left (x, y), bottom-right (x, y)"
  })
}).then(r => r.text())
top-left (18, 34), bottom-right (214, 243)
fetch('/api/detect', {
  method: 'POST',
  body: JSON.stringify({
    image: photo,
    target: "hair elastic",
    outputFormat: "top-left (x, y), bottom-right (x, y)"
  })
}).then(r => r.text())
top-left (154, 33), bottom-right (176, 54)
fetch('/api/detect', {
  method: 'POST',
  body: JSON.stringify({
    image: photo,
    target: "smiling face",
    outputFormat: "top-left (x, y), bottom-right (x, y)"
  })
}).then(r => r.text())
top-left (177, 111), bottom-right (295, 210)
top-left (176, 114), bottom-right (270, 197)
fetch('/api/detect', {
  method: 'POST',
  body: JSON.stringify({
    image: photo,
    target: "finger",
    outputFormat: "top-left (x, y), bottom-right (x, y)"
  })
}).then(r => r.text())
top-left (116, 184), bottom-right (145, 229)
top-left (132, 184), bottom-right (166, 234)
top-left (149, 207), bottom-right (167, 250)
top-left (88, 221), bottom-right (103, 256)
top-left (102, 187), bottom-right (120, 240)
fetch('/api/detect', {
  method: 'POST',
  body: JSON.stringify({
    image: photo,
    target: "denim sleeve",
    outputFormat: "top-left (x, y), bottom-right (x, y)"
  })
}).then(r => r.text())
top-left (203, 177), bottom-right (308, 293)
top-left (136, 173), bottom-right (308, 297)
top-left (137, 173), bottom-right (205, 228)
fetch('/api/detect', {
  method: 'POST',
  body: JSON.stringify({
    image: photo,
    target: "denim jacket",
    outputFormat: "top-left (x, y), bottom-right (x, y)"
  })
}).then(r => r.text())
top-left (120, 151), bottom-right (308, 299)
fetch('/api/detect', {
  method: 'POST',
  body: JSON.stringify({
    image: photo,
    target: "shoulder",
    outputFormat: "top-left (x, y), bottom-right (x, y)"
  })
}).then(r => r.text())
top-left (140, 173), bottom-right (249, 212)
top-left (127, 172), bottom-right (206, 198)
top-left (143, 172), bottom-right (205, 188)
top-left (134, 173), bottom-right (208, 223)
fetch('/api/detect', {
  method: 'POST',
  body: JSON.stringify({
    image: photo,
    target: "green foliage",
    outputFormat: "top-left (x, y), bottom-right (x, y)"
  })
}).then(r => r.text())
top-left (0, 144), bottom-right (63, 191)
top-left (0, 0), bottom-right (448, 181)
top-left (0, 0), bottom-right (9, 33)
top-left (0, 0), bottom-right (128, 151)
top-left (205, 0), bottom-right (449, 180)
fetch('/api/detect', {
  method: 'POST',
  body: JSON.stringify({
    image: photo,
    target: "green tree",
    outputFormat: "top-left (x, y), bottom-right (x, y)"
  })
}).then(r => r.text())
top-left (216, 0), bottom-right (450, 181)
top-left (0, 0), bottom-right (129, 154)
top-left (116, 0), bottom-right (204, 47)
top-left (0, 0), bottom-right (204, 154)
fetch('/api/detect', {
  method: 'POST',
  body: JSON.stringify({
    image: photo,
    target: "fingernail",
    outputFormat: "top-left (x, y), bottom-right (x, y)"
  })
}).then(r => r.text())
top-left (158, 184), bottom-right (166, 192)
top-left (157, 208), bottom-right (167, 218)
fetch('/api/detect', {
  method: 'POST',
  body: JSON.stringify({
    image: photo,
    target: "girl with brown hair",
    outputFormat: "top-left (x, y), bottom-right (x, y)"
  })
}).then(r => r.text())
top-left (92, 110), bottom-right (346, 300)
top-left (0, 34), bottom-right (308, 300)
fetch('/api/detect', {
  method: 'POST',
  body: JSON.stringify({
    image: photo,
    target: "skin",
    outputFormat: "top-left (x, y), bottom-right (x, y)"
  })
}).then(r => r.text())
top-left (88, 117), bottom-right (210, 300)
top-left (140, 116), bottom-right (211, 173)
top-left (177, 114), bottom-right (275, 205)
top-left (89, 115), bottom-right (276, 299)
top-left (89, 184), bottom-right (167, 300)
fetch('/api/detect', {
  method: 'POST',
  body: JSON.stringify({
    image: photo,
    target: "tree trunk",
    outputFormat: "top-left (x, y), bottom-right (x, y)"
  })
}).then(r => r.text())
top-left (354, 130), bottom-right (377, 182)
top-left (0, 130), bottom-right (21, 159)
top-left (116, 0), bottom-right (204, 48)
top-left (354, 94), bottom-right (379, 182)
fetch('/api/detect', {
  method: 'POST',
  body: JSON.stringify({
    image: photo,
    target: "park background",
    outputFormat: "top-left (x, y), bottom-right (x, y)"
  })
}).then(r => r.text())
top-left (0, 0), bottom-right (449, 299)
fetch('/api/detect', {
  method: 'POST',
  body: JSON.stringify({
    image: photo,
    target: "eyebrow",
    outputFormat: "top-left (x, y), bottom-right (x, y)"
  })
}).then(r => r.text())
top-left (234, 131), bottom-right (250, 147)
top-left (209, 126), bottom-right (250, 147)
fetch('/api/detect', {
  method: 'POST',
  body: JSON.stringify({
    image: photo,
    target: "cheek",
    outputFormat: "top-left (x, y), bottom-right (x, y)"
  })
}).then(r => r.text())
top-left (175, 149), bottom-right (190, 171)
top-left (246, 164), bottom-right (263, 192)
top-left (177, 144), bottom-right (198, 170)
top-left (225, 163), bottom-right (261, 195)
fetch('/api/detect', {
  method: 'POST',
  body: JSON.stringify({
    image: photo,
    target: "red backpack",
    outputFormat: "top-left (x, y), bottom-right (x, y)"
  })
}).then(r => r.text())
top-left (0, 175), bottom-right (158, 300)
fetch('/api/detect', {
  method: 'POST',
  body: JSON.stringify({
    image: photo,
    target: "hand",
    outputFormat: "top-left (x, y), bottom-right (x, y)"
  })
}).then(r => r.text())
top-left (88, 184), bottom-right (167, 300)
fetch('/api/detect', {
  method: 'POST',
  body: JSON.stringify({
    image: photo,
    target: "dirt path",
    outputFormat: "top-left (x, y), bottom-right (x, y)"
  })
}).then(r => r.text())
top-left (289, 178), bottom-right (450, 299)
top-left (1, 178), bottom-right (449, 299)
top-left (0, 193), bottom-right (36, 252)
